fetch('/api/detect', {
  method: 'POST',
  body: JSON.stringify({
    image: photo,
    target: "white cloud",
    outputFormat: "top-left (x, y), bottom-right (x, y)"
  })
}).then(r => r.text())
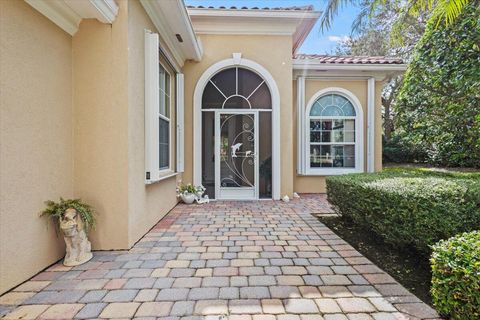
top-left (328, 35), bottom-right (350, 43)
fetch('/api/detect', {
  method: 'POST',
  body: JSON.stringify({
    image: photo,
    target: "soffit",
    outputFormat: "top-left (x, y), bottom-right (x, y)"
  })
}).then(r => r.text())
top-left (187, 7), bottom-right (321, 54)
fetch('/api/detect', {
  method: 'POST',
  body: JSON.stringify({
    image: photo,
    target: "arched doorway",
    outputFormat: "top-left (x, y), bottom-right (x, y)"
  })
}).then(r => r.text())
top-left (193, 55), bottom-right (280, 200)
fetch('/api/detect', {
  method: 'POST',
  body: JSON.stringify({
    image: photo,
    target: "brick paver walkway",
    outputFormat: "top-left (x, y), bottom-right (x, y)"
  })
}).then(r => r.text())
top-left (0, 195), bottom-right (440, 319)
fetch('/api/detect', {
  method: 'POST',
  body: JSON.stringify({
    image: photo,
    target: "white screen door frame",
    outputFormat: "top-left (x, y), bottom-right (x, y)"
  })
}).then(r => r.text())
top-left (215, 110), bottom-right (259, 200)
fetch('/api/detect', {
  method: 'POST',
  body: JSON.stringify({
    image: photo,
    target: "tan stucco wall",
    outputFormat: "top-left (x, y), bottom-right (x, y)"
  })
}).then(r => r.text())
top-left (126, 0), bottom-right (179, 247)
top-left (293, 79), bottom-right (383, 193)
top-left (0, 0), bottom-right (73, 294)
top-left (182, 34), bottom-right (294, 197)
top-left (73, 1), bottom-right (180, 249)
top-left (72, 2), bottom-right (130, 249)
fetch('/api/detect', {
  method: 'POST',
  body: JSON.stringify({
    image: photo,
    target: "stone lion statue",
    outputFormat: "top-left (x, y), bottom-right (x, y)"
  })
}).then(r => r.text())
top-left (60, 208), bottom-right (93, 266)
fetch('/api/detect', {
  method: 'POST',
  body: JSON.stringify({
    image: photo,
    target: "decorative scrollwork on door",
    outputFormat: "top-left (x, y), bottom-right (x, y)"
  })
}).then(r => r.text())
top-left (219, 114), bottom-right (255, 188)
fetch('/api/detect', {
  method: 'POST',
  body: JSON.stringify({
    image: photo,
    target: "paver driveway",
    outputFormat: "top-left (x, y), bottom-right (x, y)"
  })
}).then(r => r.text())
top-left (1, 195), bottom-right (440, 319)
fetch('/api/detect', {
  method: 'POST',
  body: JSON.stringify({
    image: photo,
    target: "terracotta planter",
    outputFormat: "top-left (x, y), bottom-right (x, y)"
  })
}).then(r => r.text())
top-left (180, 193), bottom-right (196, 204)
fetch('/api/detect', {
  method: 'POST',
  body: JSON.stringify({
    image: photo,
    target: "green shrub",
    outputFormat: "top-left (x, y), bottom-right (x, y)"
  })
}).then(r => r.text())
top-left (382, 135), bottom-right (427, 164)
top-left (431, 231), bottom-right (480, 319)
top-left (326, 168), bottom-right (480, 254)
top-left (396, 3), bottom-right (480, 168)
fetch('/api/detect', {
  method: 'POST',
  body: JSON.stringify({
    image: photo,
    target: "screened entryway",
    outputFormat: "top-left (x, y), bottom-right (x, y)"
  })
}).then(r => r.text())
top-left (201, 67), bottom-right (272, 200)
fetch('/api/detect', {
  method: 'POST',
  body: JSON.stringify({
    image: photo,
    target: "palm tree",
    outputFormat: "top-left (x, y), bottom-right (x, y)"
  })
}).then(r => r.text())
top-left (319, 0), bottom-right (473, 33)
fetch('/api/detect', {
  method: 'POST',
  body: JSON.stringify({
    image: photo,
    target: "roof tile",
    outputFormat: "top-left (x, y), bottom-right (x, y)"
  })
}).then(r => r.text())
top-left (294, 54), bottom-right (403, 64)
top-left (186, 5), bottom-right (314, 11)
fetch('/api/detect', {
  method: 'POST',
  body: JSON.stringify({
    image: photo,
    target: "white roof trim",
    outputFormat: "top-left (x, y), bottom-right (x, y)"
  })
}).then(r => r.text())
top-left (140, 0), bottom-right (203, 68)
top-left (79, 0), bottom-right (119, 23)
top-left (187, 8), bottom-right (321, 19)
top-left (187, 8), bottom-right (321, 54)
top-left (293, 59), bottom-right (408, 72)
top-left (25, 0), bottom-right (119, 36)
top-left (293, 59), bottom-right (407, 81)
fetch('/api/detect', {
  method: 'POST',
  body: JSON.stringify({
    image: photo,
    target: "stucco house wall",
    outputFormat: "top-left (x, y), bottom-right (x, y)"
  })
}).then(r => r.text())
top-left (182, 34), bottom-right (295, 197)
top-left (0, 0), bottom-right (74, 294)
top-left (73, 2), bottom-right (130, 250)
top-left (74, 0), bottom-right (181, 249)
top-left (126, 0), bottom-right (180, 247)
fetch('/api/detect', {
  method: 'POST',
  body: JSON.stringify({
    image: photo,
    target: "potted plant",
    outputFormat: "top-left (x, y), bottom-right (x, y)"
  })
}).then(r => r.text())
top-left (40, 198), bottom-right (95, 266)
top-left (177, 183), bottom-right (205, 204)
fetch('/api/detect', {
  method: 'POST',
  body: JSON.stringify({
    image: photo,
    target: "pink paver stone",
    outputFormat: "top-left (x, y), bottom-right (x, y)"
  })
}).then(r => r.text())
top-left (0, 196), bottom-right (439, 319)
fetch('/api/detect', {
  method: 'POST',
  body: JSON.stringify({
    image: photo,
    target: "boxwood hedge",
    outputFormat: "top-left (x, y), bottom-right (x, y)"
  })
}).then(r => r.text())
top-left (326, 168), bottom-right (480, 254)
top-left (431, 231), bottom-right (480, 319)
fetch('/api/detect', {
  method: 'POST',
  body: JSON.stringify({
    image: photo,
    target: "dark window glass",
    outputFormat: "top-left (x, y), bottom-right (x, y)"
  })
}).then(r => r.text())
top-left (223, 96), bottom-right (250, 109)
top-left (249, 83), bottom-right (271, 109)
top-left (202, 82), bottom-right (224, 109)
top-left (210, 68), bottom-right (236, 97)
top-left (259, 112), bottom-right (272, 198)
top-left (237, 68), bottom-right (263, 97)
top-left (202, 112), bottom-right (215, 199)
top-left (201, 67), bottom-right (271, 110)
top-left (159, 118), bottom-right (169, 170)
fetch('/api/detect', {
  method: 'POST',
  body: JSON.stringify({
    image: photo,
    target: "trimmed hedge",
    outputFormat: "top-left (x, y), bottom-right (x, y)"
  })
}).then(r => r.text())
top-left (326, 168), bottom-right (480, 254)
top-left (431, 231), bottom-right (480, 319)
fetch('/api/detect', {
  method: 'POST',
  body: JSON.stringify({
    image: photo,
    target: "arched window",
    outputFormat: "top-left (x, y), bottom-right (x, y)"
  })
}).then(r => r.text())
top-left (201, 67), bottom-right (271, 110)
top-left (306, 90), bottom-right (363, 173)
top-left (200, 66), bottom-right (273, 199)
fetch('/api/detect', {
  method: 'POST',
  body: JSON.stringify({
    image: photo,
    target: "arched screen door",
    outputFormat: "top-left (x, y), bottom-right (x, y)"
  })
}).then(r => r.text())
top-left (202, 67), bottom-right (272, 200)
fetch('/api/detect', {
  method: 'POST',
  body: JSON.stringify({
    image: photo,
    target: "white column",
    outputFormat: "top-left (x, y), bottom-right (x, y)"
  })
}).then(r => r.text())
top-left (367, 77), bottom-right (375, 173)
top-left (176, 74), bottom-right (185, 173)
top-left (297, 76), bottom-right (306, 175)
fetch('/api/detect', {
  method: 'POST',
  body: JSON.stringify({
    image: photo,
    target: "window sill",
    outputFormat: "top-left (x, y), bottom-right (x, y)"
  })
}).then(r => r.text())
top-left (145, 171), bottom-right (179, 185)
top-left (300, 169), bottom-right (363, 176)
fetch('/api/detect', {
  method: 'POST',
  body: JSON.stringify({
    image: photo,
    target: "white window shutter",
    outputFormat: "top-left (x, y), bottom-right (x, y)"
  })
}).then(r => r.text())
top-left (176, 73), bottom-right (185, 173)
top-left (145, 30), bottom-right (160, 182)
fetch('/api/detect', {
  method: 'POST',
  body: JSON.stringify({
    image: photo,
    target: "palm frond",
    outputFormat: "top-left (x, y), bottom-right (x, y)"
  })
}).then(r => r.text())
top-left (319, 0), bottom-right (359, 32)
top-left (351, 3), bottom-right (373, 35)
top-left (408, 0), bottom-right (471, 27)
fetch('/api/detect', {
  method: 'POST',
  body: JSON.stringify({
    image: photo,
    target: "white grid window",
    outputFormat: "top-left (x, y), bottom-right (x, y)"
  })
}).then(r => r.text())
top-left (308, 94), bottom-right (357, 169)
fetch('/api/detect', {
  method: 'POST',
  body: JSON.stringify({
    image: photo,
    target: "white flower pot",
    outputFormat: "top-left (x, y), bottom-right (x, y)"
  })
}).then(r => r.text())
top-left (180, 193), bottom-right (196, 204)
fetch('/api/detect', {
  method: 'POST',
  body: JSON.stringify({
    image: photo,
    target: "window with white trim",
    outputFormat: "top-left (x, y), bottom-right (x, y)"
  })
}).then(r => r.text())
top-left (158, 64), bottom-right (170, 170)
top-left (309, 94), bottom-right (356, 168)
top-left (145, 30), bottom-right (183, 183)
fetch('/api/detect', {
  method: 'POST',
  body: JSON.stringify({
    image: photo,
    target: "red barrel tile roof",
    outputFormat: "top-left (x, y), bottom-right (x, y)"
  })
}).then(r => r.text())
top-left (186, 5), bottom-right (315, 11)
top-left (294, 54), bottom-right (403, 64)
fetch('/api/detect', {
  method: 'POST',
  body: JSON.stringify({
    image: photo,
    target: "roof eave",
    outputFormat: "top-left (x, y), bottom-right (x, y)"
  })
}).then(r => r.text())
top-left (141, 0), bottom-right (203, 69)
top-left (293, 60), bottom-right (407, 81)
top-left (293, 59), bottom-right (407, 72)
top-left (188, 8), bottom-right (321, 54)
top-left (25, 0), bottom-right (119, 36)
top-left (187, 8), bottom-right (321, 19)
top-left (292, 15), bottom-right (320, 54)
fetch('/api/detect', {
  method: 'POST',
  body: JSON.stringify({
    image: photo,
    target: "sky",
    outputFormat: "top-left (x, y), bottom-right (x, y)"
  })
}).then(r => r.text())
top-left (185, 0), bottom-right (361, 54)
